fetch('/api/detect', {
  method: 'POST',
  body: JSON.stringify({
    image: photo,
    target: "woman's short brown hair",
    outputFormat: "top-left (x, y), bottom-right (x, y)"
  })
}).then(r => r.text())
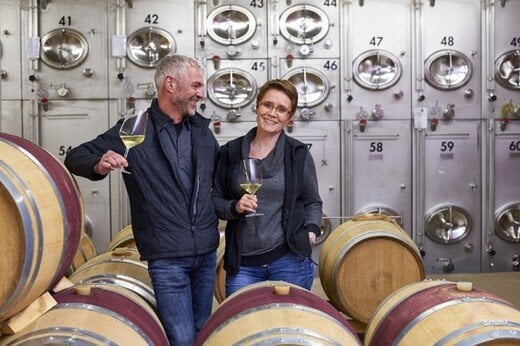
top-left (256, 79), bottom-right (298, 118)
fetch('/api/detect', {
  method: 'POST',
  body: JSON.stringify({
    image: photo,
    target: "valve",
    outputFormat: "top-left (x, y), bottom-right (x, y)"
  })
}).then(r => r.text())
top-left (356, 107), bottom-right (368, 121)
top-left (512, 255), bottom-right (519, 271)
top-left (212, 55), bottom-right (221, 70)
top-left (488, 93), bottom-right (497, 102)
top-left (226, 45), bottom-right (241, 57)
top-left (359, 118), bottom-right (367, 133)
top-left (464, 88), bottom-right (474, 99)
top-left (324, 103), bottom-right (334, 113)
top-left (430, 118), bottom-right (439, 131)
top-left (299, 108), bottom-right (315, 121)
top-left (501, 101), bottom-right (516, 118)
top-left (286, 54), bottom-right (294, 68)
top-left (0, 69), bottom-right (7, 79)
top-left (299, 44), bottom-right (311, 56)
top-left (500, 117), bottom-right (508, 132)
top-left (418, 93), bottom-right (426, 102)
top-left (57, 84), bottom-right (71, 97)
top-left (213, 120), bottom-right (221, 134)
top-left (286, 119), bottom-right (294, 133)
top-left (323, 39), bottom-right (333, 49)
top-left (487, 247), bottom-right (496, 256)
top-left (83, 68), bottom-right (94, 78)
top-left (372, 104), bottom-right (384, 120)
top-left (393, 89), bottom-right (404, 100)
top-left (200, 101), bottom-right (206, 110)
top-left (127, 97), bottom-right (136, 109)
top-left (437, 257), bottom-right (454, 273)
top-left (443, 104), bottom-right (455, 119)
top-left (145, 83), bottom-right (156, 97)
top-left (346, 93), bottom-right (353, 103)
top-left (39, 98), bottom-right (49, 112)
top-left (226, 109), bottom-right (241, 122)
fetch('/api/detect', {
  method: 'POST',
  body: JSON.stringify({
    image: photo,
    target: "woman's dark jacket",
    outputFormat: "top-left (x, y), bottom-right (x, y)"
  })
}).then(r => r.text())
top-left (212, 130), bottom-right (322, 275)
top-left (64, 101), bottom-right (220, 261)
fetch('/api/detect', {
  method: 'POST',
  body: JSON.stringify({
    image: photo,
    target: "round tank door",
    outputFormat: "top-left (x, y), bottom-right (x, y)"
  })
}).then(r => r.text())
top-left (495, 203), bottom-right (520, 243)
top-left (127, 27), bottom-right (176, 68)
top-left (495, 50), bottom-right (520, 90)
top-left (282, 67), bottom-right (329, 108)
top-left (207, 68), bottom-right (257, 110)
top-left (424, 50), bottom-right (472, 90)
top-left (41, 28), bottom-right (88, 69)
top-left (279, 5), bottom-right (329, 46)
top-left (425, 205), bottom-right (472, 244)
top-left (206, 5), bottom-right (257, 45)
top-left (352, 50), bottom-right (402, 90)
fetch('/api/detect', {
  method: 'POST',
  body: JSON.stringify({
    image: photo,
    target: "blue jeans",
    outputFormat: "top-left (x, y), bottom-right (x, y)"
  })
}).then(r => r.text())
top-left (148, 251), bottom-right (216, 346)
top-left (225, 252), bottom-right (315, 298)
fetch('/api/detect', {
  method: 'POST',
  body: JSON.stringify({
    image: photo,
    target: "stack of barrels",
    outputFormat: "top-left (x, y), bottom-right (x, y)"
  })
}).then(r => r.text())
top-left (0, 133), bottom-right (167, 345)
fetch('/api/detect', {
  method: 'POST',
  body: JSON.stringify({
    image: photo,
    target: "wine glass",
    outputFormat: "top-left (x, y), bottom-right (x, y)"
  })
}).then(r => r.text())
top-left (239, 158), bottom-right (263, 217)
top-left (119, 108), bottom-right (148, 174)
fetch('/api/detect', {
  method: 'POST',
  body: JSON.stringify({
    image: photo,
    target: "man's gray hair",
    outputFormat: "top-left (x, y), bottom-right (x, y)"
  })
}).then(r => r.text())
top-left (154, 55), bottom-right (203, 90)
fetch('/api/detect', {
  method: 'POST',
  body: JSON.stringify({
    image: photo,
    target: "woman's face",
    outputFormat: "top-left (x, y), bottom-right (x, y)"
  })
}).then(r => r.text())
top-left (256, 89), bottom-right (293, 135)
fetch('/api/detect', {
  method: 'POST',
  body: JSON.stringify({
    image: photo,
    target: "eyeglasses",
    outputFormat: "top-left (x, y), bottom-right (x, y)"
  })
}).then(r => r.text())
top-left (258, 101), bottom-right (291, 117)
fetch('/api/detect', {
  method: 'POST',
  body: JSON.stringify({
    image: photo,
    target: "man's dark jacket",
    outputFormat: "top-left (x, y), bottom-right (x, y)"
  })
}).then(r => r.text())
top-left (64, 102), bottom-right (220, 260)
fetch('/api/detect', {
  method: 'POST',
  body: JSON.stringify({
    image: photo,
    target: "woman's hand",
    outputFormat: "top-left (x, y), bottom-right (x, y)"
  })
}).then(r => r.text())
top-left (309, 232), bottom-right (317, 245)
top-left (235, 194), bottom-right (258, 214)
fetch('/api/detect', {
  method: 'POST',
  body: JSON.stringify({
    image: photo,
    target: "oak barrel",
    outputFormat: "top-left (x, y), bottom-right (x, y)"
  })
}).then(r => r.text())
top-left (1, 285), bottom-right (168, 345)
top-left (196, 281), bottom-right (362, 345)
top-left (0, 133), bottom-right (83, 322)
top-left (365, 280), bottom-right (520, 345)
top-left (319, 214), bottom-right (425, 323)
top-left (213, 229), bottom-right (226, 303)
top-left (67, 231), bottom-right (97, 276)
top-left (68, 247), bottom-right (155, 309)
top-left (104, 224), bottom-right (137, 252)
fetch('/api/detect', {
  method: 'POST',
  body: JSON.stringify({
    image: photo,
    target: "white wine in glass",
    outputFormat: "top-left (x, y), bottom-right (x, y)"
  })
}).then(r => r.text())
top-left (239, 158), bottom-right (263, 217)
top-left (119, 109), bottom-right (148, 174)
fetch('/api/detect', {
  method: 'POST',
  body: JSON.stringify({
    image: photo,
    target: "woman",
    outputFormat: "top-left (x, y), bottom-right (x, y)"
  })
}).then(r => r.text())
top-left (212, 79), bottom-right (323, 297)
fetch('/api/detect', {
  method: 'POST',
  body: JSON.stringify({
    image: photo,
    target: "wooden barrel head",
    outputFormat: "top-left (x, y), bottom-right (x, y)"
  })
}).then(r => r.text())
top-left (0, 134), bottom-right (83, 321)
top-left (365, 280), bottom-right (520, 345)
top-left (197, 282), bottom-right (361, 345)
top-left (319, 214), bottom-right (425, 323)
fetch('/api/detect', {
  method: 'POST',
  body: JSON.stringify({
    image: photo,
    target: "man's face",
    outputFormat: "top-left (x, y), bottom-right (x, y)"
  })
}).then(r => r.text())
top-left (173, 67), bottom-right (205, 116)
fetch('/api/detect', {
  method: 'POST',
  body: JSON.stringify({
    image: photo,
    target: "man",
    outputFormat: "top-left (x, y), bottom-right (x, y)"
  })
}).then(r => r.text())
top-left (65, 55), bottom-right (220, 345)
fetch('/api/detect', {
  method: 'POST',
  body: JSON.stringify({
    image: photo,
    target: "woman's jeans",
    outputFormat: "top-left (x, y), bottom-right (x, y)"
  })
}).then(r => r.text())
top-left (148, 251), bottom-right (216, 346)
top-left (225, 251), bottom-right (315, 298)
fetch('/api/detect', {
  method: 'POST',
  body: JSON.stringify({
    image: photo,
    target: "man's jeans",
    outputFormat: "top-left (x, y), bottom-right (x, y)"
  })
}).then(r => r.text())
top-left (148, 251), bottom-right (216, 346)
top-left (225, 252), bottom-right (315, 298)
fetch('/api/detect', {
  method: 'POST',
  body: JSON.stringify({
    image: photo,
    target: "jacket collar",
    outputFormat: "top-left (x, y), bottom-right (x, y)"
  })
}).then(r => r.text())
top-left (150, 99), bottom-right (210, 130)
